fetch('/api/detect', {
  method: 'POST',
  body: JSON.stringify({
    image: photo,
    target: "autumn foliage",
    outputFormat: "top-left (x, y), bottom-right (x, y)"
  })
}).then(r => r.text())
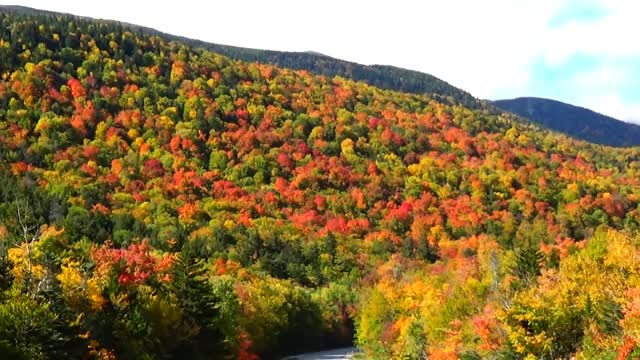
top-left (3, 9), bottom-right (640, 360)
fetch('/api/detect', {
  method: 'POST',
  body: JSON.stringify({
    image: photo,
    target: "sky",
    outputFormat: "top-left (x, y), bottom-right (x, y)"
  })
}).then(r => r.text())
top-left (9, 0), bottom-right (640, 123)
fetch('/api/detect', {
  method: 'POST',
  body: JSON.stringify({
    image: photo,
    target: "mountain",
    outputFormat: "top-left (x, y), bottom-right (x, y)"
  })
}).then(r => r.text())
top-left (0, 5), bottom-right (481, 110)
top-left (5, 6), bottom-right (637, 150)
top-left (494, 97), bottom-right (640, 147)
top-left (140, 36), bottom-right (482, 110)
top-left (2, 7), bottom-right (640, 360)
top-left (195, 45), bottom-right (482, 108)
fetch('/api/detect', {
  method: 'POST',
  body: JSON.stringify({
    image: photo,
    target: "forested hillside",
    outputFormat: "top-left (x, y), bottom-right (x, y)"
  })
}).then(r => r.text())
top-left (2, 9), bottom-right (640, 360)
top-left (0, 5), bottom-right (481, 110)
top-left (495, 97), bottom-right (640, 147)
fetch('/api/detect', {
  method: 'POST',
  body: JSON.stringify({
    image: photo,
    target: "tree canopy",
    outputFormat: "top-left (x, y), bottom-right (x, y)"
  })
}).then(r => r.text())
top-left (1, 8), bottom-right (640, 359)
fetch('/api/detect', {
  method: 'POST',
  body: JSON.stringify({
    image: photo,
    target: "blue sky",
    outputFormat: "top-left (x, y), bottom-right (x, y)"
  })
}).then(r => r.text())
top-left (517, 0), bottom-right (640, 122)
top-left (548, 0), bottom-right (608, 27)
top-left (9, 0), bottom-right (640, 122)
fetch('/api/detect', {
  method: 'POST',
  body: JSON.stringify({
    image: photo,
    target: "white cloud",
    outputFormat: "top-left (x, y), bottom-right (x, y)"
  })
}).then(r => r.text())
top-left (571, 66), bottom-right (627, 88)
top-left (578, 93), bottom-right (640, 124)
top-left (541, 1), bottom-right (640, 65)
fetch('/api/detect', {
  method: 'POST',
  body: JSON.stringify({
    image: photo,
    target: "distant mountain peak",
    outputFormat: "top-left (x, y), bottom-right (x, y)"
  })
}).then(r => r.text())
top-left (494, 97), bottom-right (640, 147)
top-left (303, 51), bottom-right (329, 57)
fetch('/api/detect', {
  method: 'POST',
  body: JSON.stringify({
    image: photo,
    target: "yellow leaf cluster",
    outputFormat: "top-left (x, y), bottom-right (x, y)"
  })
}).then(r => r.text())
top-left (57, 260), bottom-right (105, 311)
top-left (8, 244), bottom-right (45, 284)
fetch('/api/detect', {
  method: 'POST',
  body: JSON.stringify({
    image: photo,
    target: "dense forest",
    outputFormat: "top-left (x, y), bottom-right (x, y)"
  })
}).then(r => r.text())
top-left (2, 8), bottom-right (640, 360)
top-left (0, 5), bottom-right (482, 111)
top-left (495, 97), bottom-right (640, 147)
top-left (7, 6), bottom-right (635, 149)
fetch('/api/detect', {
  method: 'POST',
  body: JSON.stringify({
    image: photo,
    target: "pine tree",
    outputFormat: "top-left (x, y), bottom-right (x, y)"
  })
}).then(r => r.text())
top-left (512, 246), bottom-right (543, 286)
top-left (169, 251), bottom-right (240, 359)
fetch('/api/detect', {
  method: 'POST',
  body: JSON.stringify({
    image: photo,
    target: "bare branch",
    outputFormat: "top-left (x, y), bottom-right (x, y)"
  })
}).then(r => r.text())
top-left (13, 196), bottom-right (43, 296)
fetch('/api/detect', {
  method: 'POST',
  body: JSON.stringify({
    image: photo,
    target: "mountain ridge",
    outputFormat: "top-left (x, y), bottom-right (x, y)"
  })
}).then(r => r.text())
top-left (494, 96), bottom-right (640, 147)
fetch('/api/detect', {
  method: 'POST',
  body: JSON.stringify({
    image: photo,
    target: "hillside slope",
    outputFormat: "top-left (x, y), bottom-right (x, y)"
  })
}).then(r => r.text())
top-left (11, 4), bottom-right (640, 149)
top-left (2, 8), bottom-right (640, 360)
top-left (0, 5), bottom-right (481, 109)
top-left (494, 97), bottom-right (640, 147)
